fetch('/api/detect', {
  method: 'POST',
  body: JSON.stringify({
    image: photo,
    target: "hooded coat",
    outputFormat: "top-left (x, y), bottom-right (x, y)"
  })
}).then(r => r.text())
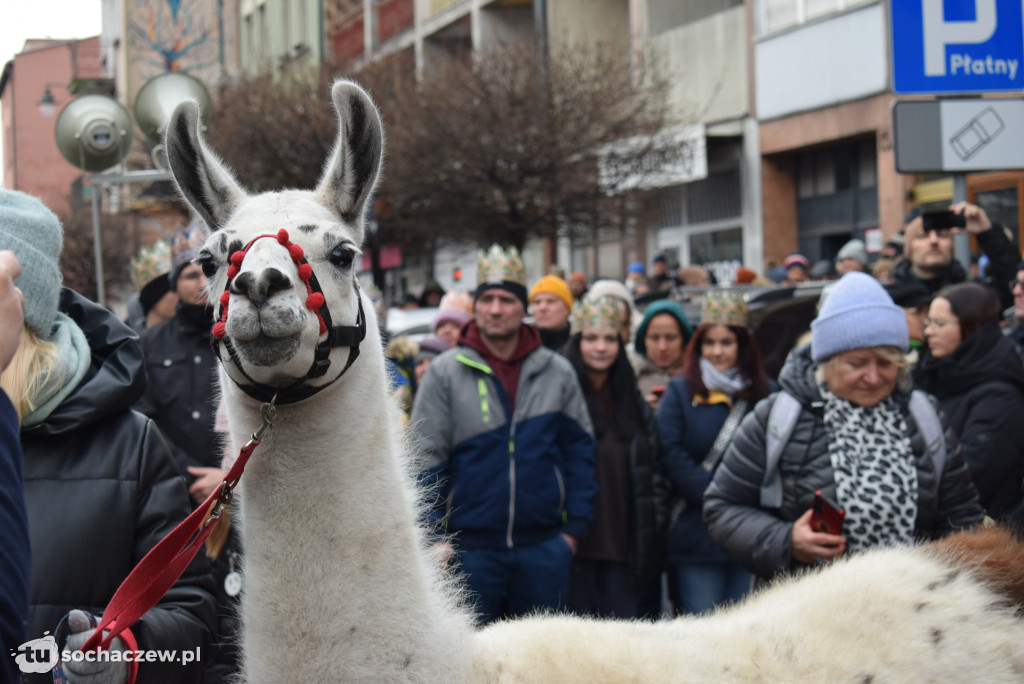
top-left (915, 320), bottom-right (1024, 522)
top-left (22, 290), bottom-right (216, 684)
top-left (703, 343), bottom-right (983, 580)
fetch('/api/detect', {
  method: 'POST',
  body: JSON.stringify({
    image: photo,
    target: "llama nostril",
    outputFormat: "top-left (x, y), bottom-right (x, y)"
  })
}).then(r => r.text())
top-left (230, 268), bottom-right (292, 307)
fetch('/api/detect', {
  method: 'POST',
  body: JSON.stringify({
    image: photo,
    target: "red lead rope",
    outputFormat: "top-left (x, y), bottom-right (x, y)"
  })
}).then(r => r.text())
top-left (80, 400), bottom-right (277, 654)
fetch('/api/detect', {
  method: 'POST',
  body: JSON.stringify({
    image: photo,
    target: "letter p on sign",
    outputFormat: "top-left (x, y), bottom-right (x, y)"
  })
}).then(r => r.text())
top-left (923, 0), bottom-right (997, 76)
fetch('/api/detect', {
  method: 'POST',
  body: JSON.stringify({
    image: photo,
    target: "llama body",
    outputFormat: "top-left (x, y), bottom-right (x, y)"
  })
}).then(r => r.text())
top-left (165, 80), bottom-right (1024, 683)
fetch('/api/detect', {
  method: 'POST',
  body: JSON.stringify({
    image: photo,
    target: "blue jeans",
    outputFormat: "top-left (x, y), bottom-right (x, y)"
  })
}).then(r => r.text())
top-left (457, 534), bottom-right (573, 625)
top-left (670, 562), bottom-right (753, 615)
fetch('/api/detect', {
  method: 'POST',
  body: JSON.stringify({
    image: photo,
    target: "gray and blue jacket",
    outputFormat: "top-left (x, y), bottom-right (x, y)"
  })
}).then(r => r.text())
top-left (412, 342), bottom-right (597, 549)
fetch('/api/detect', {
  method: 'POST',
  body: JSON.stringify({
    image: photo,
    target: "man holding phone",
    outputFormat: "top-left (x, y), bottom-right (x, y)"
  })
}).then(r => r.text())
top-left (891, 202), bottom-right (1018, 310)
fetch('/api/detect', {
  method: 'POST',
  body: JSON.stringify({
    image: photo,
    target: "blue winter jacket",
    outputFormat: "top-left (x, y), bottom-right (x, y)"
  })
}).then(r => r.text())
top-left (412, 342), bottom-right (597, 549)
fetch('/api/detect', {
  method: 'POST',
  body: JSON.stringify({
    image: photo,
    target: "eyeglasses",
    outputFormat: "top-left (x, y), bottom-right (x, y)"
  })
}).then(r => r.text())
top-left (923, 317), bottom-right (951, 330)
top-left (1009, 279), bottom-right (1024, 293)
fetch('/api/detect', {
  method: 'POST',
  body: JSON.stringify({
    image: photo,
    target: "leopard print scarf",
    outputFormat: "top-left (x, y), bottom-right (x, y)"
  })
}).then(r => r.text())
top-left (820, 385), bottom-right (918, 551)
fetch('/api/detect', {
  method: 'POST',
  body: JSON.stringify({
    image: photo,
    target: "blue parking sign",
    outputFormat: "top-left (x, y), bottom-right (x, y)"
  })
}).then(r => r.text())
top-left (891, 0), bottom-right (1024, 94)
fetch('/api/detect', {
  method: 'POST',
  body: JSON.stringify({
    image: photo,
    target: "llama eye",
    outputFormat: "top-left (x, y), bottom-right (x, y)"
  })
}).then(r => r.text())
top-left (196, 251), bottom-right (219, 278)
top-left (329, 245), bottom-right (355, 269)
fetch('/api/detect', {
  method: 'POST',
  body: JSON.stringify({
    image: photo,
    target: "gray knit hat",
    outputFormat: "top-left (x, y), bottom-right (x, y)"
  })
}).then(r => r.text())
top-left (0, 190), bottom-right (63, 339)
top-left (811, 272), bottom-right (908, 362)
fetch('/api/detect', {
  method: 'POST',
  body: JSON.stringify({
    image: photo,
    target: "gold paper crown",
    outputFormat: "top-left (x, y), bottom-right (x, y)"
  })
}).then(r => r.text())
top-left (171, 218), bottom-right (211, 270)
top-left (131, 241), bottom-right (172, 288)
top-left (572, 294), bottom-right (624, 334)
top-left (701, 289), bottom-right (747, 328)
top-left (477, 244), bottom-right (526, 286)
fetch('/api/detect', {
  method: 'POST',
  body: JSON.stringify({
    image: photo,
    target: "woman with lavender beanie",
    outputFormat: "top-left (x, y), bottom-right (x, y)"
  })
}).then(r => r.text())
top-left (703, 272), bottom-right (983, 580)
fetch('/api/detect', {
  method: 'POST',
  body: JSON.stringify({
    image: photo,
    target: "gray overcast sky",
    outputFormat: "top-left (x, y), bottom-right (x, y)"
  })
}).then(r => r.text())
top-left (1, 0), bottom-right (103, 185)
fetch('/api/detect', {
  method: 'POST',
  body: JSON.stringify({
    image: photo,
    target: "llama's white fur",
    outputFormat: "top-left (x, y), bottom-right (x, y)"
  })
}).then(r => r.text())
top-left (165, 80), bottom-right (1024, 683)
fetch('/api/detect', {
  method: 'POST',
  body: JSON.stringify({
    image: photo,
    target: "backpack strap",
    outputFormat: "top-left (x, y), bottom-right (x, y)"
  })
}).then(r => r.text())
top-left (909, 389), bottom-right (946, 484)
top-left (761, 391), bottom-right (801, 508)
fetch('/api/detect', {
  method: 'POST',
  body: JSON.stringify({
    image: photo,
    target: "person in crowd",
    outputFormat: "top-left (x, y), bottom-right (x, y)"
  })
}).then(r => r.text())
top-left (703, 272), bottom-right (984, 581)
top-left (884, 280), bottom-right (932, 351)
top-left (413, 335), bottom-right (449, 388)
top-left (656, 290), bottom-right (772, 614)
top-left (1004, 262), bottom-right (1024, 365)
top-left (872, 257), bottom-right (894, 282)
top-left (891, 202), bottom-right (1018, 310)
top-left (0, 249), bottom-right (28, 684)
top-left (809, 259), bottom-right (836, 281)
top-left (835, 238), bottom-right (869, 276)
top-left (625, 261), bottom-right (649, 297)
top-left (881, 232), bottom-right (905, 264)
top-left (437, 289), bottom-right (475, 316)
top-left (648, 254), bottom-right (674, 292)
top-left (418, 280), bottom-right (446, 308)
top-left (734, 266), bottom-right (757, 285)
top-left (432, 307), bottom-right (471, 349)
top-left (632, 299), bottom-right (694, 408)
top-left (782, 253), bottom-right (810, 284)
top-left (559, 293), bottom-right (668, 619)
top-left (569, 271), bottom-right (589, 301)
top-left (914, 282), bottom-right (1024, 527)
top-left (529, 274), bottom-right (575, 350)
top-left (134, 219), bottom-right (238, 682)
top-left (676, 265), bottom-right (712, 286)
top-left (125, 240), bottom-right (178, 333)
top-left (412, 245), bottom-right (596, 625)
top-left (587, 279), bottom-right (641, 351)
top-left (0, 189), bottom-right (215, 684)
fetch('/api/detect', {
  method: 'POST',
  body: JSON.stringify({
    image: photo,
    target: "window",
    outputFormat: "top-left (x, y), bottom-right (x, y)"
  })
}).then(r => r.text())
top-left (758, 0), bottom-right (870, 35)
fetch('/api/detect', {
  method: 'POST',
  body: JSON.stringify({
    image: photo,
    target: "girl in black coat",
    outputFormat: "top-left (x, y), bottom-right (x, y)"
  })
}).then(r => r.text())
top-left (560, 294), bottom-right (669, 618)
top-left (916, 282), bottom-right (1024, 525)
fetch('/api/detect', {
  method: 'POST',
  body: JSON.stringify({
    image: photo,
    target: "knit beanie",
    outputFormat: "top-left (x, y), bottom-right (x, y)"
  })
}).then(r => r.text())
top-left (836, 238), bottom-right (868, 266)
top-left (634, 299), bottom-right (695, 356)
top-left (529, 275), bottom-right (573, 311)
top-left (432, 308), bottom-right (471, 334)
top-left (0, 189), bottom-right (63, 339)
top-left (811, 272), bottom-right (908, 361)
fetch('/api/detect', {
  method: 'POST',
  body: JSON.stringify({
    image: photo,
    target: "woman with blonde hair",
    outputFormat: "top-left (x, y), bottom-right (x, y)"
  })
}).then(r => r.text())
top-left (704, 272), bottom-right (983, 580)
top-left (0, 189), bottom-right (215, 684)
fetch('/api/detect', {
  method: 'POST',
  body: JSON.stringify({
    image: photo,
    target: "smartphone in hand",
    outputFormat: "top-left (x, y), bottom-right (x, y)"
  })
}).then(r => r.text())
top-left (810, 490), bottom-right (845, 535)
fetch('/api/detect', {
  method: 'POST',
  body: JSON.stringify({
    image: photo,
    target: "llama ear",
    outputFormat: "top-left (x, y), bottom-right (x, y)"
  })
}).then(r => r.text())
top-left (165, 100), bottom-right (246, 232)
top-left (315, 80), bottom-right (384, 245)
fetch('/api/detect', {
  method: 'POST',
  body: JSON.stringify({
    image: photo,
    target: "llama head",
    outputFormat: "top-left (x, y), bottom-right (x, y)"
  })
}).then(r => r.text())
top-left (164, 80), bottom-right (383, 399)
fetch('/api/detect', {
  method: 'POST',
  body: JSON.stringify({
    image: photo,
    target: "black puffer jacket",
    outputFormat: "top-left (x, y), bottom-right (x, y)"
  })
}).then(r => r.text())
top-left (22, 289), bottom-right (216, 684)
top-left (703, 343), bottom-right (983, 580)
top-left (915, 321), bottom-right (1024, 521)
top-left (135, 303), bottom-right (221, 471)
top-left (628, 399), bottom-right (669, 585)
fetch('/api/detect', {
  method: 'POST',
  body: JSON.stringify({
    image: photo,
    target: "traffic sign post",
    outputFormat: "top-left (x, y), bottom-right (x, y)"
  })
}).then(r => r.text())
top-left (893, 98), bottom-right (1024, 172)
top-left (891, 0), bottom-right (1024, 95)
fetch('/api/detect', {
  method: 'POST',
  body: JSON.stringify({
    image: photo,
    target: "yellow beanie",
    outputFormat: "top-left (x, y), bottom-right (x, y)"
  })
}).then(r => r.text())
top-left (529, 275), bottom-right (573, 311)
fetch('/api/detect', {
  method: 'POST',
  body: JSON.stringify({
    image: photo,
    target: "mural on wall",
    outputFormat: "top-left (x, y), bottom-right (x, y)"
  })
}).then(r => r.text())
top-left (128, 0), bottom-right (225, 80)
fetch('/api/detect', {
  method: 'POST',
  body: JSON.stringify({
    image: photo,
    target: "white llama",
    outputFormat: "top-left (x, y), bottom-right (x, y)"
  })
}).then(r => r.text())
top-left (164, 80), bottom-right (1024, 683)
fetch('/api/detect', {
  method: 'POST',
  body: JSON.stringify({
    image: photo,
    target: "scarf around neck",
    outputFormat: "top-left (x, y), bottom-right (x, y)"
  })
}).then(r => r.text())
top-left (699, 357), bottom-right (748, 396)
top-left (23, 312), bottom-right (91, 427)
top-left (819, 382), bottom-right (917, 552)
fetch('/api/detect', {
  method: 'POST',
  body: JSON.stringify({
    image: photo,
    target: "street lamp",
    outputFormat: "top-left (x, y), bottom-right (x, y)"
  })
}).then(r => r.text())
top-left (37, 82), bottom-right (75, 117)
top-left (51, 72), bottom-right (212, 306)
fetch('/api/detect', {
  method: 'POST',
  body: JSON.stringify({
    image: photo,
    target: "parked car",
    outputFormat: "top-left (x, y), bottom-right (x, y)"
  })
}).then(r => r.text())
top-left (384, 307), bottom-right (439, 344)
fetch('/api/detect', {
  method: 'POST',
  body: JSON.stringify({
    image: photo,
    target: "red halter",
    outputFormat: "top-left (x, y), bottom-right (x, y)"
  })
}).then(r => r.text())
top-left (210, 227), bottom-right (366, 405)
top-left (212, 228), bottom-right (326, 339)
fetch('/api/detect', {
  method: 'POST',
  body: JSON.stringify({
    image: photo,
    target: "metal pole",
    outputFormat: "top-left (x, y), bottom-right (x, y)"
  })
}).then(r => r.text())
top-left (952, 173), bottom-right (971, 276)
top-left (90, 177), bottom-right (105, 306)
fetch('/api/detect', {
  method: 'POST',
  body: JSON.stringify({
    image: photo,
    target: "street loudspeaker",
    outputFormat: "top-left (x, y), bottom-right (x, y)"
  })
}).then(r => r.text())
top-left (134, 72), bottom-right (212, 143)
top-left (54, 94), bottom-right (134, 172)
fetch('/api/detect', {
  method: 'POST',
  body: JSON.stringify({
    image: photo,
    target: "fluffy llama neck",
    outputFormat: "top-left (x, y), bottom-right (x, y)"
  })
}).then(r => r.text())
top-left (222, 319), bottom-right (476, 683)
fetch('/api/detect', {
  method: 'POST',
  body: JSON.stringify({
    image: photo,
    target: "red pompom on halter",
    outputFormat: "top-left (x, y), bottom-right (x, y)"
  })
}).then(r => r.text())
top-left (211, 228), bottom-right (327, 339)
